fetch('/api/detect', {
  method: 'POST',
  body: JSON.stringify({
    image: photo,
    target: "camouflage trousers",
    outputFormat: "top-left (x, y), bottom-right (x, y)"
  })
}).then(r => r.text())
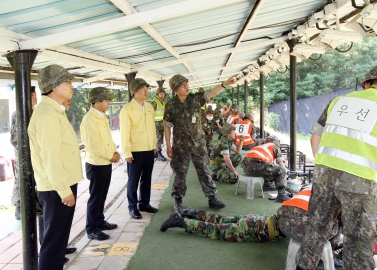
top-left (170, 139), bottom-right (217, 198)
top-left (184, 211), bottom-right (281, 242)
top-left (296, 165), bottom-right (377, 270)
top-left (11, 148), bottom-right (20, 206)
top-left (209, 154), bottom-right (241, 184)
top-left (204, 133), bottom-right (213, 154)
top-left (242, 158), bottom-right (286, 189)
top-left (155, 121), bottom-right (164, 151)
top-left (278, 206), bottom-right (341, 246)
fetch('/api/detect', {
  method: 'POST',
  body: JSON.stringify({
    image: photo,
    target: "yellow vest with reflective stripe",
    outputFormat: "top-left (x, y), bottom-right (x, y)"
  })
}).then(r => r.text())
top-left (154, 98), bottom-right (164, 122)
top-left (314, 88), bottom-right (377, 181)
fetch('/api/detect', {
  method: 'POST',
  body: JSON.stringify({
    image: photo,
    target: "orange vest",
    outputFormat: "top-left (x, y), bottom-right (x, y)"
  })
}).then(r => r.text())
top-left (281, 185), bottom-right (312, 211)
top-left (245, 142), bottom-right (276, 163)
top-left (222, 107), bottom-right (229, 115)
top-left (235, 120), bottom-right (254, 146)
top-left (227, 114), bottom-right (240, 125)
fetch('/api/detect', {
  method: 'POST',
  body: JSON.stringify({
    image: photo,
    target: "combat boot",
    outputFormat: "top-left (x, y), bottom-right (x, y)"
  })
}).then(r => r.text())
top-left (208, 195), bottom-right (227, 209)
top-left (181, 207), bottom-right (197, 219)
top-left (160, 213), bottom-right (186, 232)
top-left (262, 183), bottom-right (277, 191)
top-left (275, 193), bottom-right (291, 203)
top-left (174, 197), bottom-right (183, 213)
top-left (157, 151), bottom-right (167, 161)
top-left (211, 174), bottom-right (218, 181)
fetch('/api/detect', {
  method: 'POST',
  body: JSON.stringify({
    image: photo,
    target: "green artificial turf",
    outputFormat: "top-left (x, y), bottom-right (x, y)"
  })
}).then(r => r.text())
top-left (127, 159), bottom-right (291, 270)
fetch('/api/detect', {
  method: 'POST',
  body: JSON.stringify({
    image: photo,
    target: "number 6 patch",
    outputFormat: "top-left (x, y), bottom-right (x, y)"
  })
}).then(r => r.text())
top-left (235, 123), bottom-right (250, 135)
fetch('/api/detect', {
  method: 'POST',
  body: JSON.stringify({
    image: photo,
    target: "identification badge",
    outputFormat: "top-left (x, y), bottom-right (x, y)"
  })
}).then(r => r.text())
top-left (192, 116), bottom-right (196, 123)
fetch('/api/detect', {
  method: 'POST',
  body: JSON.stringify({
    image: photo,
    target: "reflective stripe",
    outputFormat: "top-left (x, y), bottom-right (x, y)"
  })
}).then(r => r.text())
top-left (246, 143), bottom-right (275, 162)
top-left (324, 125), bottom-right (377, 147)
top-left (282, 188), bottom-right (312, 211)
top-left (317, 146), bottom-right (377, 171)
top-left (293, 195), bottom-right (310, 202)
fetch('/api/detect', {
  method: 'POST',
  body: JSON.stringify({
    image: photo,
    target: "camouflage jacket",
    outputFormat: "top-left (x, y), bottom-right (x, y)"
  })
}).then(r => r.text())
top-left (10, 111), bottom-right (17, 150)
top-left (202, 117), bottom-right (216, 136)
top-left (163, 91), bottom-right (210, 147)
top-left (210, 136), bottom-right (236, 162)
top-left (213, 108), bottom-right (223, 123)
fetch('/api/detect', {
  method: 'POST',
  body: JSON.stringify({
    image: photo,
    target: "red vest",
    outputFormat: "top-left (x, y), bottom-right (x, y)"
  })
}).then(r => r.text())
top-left (282, 185), bottom-right (312, 211)
top-left (245, 142), bottom-right (276, 163)
top-left (235, 120), bottom-right (254, 146)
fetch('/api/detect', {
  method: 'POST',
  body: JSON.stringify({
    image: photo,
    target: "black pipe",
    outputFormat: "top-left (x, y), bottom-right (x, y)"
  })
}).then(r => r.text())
top-left (6, 50), bottom-right (38, 270)
top-left (231, 87), bottom-right (234, 105)
top-left (259, 72), bottom-right (264, 138)
top-left (289, 54), bottom-right (297, 171)
top-left (244, 80), bottom-right (248, 113)
top-left (124, 72), bottom-right (137, 102)
top-left (237, 84), bottom-right (240, 105)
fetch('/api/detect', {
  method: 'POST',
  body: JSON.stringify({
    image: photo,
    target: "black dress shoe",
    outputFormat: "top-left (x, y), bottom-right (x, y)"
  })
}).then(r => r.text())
top-left (139, 205), bottom-right (158, 213)
top-left (87, 230), bottom-right (110, 241)
top-left (64, 257), bottom-right (69, 264)
top-left (98, 221), bottom-right (118, 230)
top-left (130, 209), bottom-right (142, 219)
top-left (65, 247), bottom-right (77, 254)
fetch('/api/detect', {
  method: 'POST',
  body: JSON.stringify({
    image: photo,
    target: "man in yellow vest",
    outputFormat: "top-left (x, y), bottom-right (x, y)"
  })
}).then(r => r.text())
top-left (242, 135), bottom-right (290, 202)
top-left (295, 66), bottom-right (377, 270)
top-left (150, 87), bottom-right (167, 161)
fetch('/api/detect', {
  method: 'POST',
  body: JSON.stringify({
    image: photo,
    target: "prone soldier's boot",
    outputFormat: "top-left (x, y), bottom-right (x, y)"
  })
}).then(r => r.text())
top-left (160, 213), bottom-right (186, 232)
top-left (181, 207), bottom-right (197, 219)
top-left (208, 195), bottom-right (226, 209)
top-left (275, 188), bottom-right (291, 203)
top-left (157, 151), bottom-right (167, 161)
top-left (174, 197), bottom-right (183, 213)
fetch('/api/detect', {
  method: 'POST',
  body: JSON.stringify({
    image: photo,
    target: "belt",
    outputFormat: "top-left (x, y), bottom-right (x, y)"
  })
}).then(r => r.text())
top-left (210, 160), bottom-right (222, 165)
top-left (267, 216), bottom-right (276, 241)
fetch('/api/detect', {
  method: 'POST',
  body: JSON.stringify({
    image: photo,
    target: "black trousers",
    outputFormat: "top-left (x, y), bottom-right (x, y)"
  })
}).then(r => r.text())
top-left (85, 163), bottom-right (112, 234)
top-left (37, 184), bottom-right (77, 270)
top-left (127, 150), bottom-right (154, 210)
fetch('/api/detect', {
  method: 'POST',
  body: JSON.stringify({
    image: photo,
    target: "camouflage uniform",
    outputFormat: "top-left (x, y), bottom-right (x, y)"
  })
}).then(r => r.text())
top-left (296, 67), bottom-right (377, 269)
top-left (164, 79), bottom-right (217, 199)
top-left (242, 143), bottom-right (286, 189)
top-left (202, 108), bottom-right (216, 152)
top-left (212, 105), bottom-right (223, 134)
top-left (209, 135), bottom-right (241, 184)
top-left (10, 111), bottom-right (20, 209)
top-left (185, 211), bottom-right (281, 242)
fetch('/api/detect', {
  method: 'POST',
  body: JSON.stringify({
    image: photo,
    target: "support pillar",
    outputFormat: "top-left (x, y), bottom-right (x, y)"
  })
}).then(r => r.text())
top-left (289, 54), bottom-right (297, 171)
top-left (125, 72), bottom-right (137, 102)
top-left (231, 87), bottom-right (234, 105)
top-left (156, 80), bottom-right (165, 87)
top-left (244, 79), bottom-right (248, 113)
top-left (6, 49), bottom-right (38, 270)
top-left (237, 84), bottom-right (240, 105)
top-left (259, 72), bottom-right (264, 139)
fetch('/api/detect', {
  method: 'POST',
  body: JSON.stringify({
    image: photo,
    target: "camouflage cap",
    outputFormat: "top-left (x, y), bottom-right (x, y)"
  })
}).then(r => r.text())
top-left (240, 112), bottom-right (245, 118)
top-left (266, 135), bottom-right (280, 146)
top-left (89, 87), bottom-right (112, 103)
top-left (38, 65), bottom-right (74, 94)
top-left (221, 123), bottom-right (236, 136)
top-left (156, 87), bottom-right (166, 94)
top-left (169, 74), bottom-right (188, 91)
top-left (363, 66), bottom-right (377, 84)
top-left (129, 78), bottom-right (149, 95)
top-left (205, 108), bottom-right (214, 115)
top-left (233, 107), bottom-right (241, 115)
top-left (231, 104), bottom-right (239, 110)
top-left (244, 113), bottom-right (254, 121)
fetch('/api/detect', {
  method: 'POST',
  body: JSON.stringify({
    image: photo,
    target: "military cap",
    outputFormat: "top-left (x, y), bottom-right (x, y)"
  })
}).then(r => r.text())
top-left (244, 113), bottom-right (254, 121)
top-left (198, 87), bottom-right (204, 92)
top-left (363, 66), bottom-right (377, 84)
top-left (266, 135), bottom-right (280, 146)
top-left (231, 104), bottom-right (239, 110)
top-left (129, 78), bottom-right (149, 95)
top-left (216, 103), bottom-right (223, 109)
top-left (156, 87), bottom-right (166, 94)
top-left (233, 107), bottom-right (241, 115)
top-left (169, 74), bottom-right (188, 91)
top-left (221, 123), bottom-right (236, 136)
top-left (89, 87), bottom-right (113, 104)
top-left (38, 65), bottom-right (74, 94)
top-left (205, 108), bottom-right (214, 115)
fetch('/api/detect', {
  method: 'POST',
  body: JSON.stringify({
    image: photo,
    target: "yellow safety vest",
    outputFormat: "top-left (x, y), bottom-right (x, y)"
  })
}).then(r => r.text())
top-left (154, 98), bottom-right (165, 122)
top-left (315, 88), bottom-right (377, 181)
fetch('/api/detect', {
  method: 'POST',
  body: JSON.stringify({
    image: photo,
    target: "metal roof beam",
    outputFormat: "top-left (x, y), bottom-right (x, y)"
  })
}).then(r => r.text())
top-left (18, 0), bottom-right (235, 50)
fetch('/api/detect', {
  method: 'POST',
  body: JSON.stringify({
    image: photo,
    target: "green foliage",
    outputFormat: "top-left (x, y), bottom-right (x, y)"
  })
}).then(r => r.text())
top-left (264, 112), bottom-right (280, 130)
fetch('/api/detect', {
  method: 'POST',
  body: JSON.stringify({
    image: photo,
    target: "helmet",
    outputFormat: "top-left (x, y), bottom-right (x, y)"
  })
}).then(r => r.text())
top-left (240, 112), bottom-right (245, 118)
top-left (231, 104), bottom-right (239, 110)
top-left (205, 108), bottom-right (214, 115)
top-left (156, 87), bottom-right (166, 94)
top-left (129, 78), bottom-right (149, 95)
top-left (221, 123), bottom-right (236, 136)
top-left (89, 87), bottom-right (113, 103)
top-left (38, 65), bottom-right (74, 94)
top-left (233, 107), bottom-right (241, 115)
top-left (169, 74), bottom-right (188, 91)
top-left (266, 135), bottom-right (280, 146)
top-left (363, 66), bottom-right (377, 84)
top-left (244, 113), bottom-right (254, 121)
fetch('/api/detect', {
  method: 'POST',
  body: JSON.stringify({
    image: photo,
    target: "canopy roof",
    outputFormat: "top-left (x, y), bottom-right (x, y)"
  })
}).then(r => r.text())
top-left (0, 0), bottom-right (374, 90)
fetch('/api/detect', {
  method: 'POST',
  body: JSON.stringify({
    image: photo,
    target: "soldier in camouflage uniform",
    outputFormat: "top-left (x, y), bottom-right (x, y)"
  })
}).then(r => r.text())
top-left (10, 86), bottom-right (37, 220)
top-left (209, 123), bottom-right (243, 184)
top-left (149, 87), bottom-right (168, 161)
top-left (202, 107), bottom-right (216, 152)
top-left (295, 66), bottom-right (377, 270)
top-left (164, 74), bottom-right (236, 212)
top-left (224, 103), bottom-right (239, 122)
top-left (213, 103), bottom-right (223, 136)
top-left (242, 136), bottom-right (290, 202)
